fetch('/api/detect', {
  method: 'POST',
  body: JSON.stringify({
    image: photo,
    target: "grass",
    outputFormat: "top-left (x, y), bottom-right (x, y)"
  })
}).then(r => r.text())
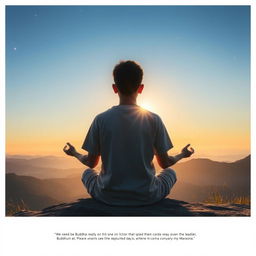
top-left (204, 192), bottom-right (250, 205)
top-left (6, 199), bottom-right (29, 216)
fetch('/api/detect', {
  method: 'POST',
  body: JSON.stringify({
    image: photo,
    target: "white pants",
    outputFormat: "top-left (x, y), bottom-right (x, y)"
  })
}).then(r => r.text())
top-left (81, 168), bottom-right (177, 205)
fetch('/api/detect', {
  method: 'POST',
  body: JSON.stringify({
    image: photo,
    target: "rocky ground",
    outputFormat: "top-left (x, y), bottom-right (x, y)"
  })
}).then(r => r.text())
top-left (13, 198), bottom-right (250, 217)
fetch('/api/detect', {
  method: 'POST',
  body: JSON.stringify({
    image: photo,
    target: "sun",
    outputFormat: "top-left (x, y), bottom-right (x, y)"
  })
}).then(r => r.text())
top-left (139, 102), bottom-right (155, 112)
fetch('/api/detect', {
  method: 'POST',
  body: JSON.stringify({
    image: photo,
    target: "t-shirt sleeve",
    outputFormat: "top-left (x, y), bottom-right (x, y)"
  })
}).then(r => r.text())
top-left (81, 116), bottom-right (100, 155)
top-left (154, 116), bottom-right (173, 155)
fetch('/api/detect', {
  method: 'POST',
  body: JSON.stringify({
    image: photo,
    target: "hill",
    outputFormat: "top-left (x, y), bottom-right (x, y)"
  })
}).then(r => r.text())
top-left (174, 155), bottom-right (250, 187)
top-left (6, 155), bottom-right (83, 169)
top-left (6, 155), bottom-right (102, 179)
top-left (6, 155), bottom-right (250, 215)
top-left (6, 173), bottom-right (90, 215)
top-left (6, 156), bottom-right (84, 179)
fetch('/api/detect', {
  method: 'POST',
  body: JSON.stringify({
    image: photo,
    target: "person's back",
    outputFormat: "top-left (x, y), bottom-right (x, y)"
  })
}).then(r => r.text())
top-left (82, 105), bottom-right (173, 205)
top-left (63, 60), bottom-right (194, 206)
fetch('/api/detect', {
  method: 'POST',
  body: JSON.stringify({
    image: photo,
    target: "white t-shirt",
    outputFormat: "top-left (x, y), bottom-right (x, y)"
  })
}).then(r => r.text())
top-left (82, 104), bottom-right (173, 205)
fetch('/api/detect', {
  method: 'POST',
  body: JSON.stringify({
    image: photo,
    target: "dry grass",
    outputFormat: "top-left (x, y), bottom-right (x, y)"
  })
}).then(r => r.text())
top-left (204, 192), bottom-right (250, 205)
top-left (6, 199), bottom-right (29, 216)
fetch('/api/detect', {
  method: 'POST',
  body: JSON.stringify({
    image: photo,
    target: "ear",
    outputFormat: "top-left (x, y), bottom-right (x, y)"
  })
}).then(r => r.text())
top-left (137, 84), bottom-right (144, 94)
top-left (112, 84), bottom-right (118, 94)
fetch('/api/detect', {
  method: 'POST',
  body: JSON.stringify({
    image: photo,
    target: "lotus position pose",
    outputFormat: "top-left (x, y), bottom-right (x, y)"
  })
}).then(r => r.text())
top-left (63, 61), bottom-right (194, 206)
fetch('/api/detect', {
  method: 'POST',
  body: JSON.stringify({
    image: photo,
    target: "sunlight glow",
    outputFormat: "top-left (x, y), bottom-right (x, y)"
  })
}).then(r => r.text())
top-left (139, 102), bottom-right (155, 112)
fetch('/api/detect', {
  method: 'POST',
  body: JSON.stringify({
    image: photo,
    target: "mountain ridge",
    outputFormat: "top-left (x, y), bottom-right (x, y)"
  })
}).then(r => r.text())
top-left (6, 155), bottom-right (250, 215)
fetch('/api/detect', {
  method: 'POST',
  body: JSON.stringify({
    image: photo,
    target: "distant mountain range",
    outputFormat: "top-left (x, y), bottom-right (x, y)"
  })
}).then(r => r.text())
top-left (170, 155), bottom-right (250, 201)
top-left (6, 156), bottom-right (89, 179)
top-left (174, 155), bottom-right (250, 186)
top-left (6, 155), bottom-right (84, 169)
top-left (5, 155), bottom-right (250, 214)
top-left (6, 173), bottom-right (90, 213)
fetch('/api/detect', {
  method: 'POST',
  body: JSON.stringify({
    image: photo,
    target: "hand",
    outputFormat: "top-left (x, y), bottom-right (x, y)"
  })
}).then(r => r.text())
top-left (181, 144), bottom-right (195, 158)
top-left (63, 142), bottom-right (77, 156)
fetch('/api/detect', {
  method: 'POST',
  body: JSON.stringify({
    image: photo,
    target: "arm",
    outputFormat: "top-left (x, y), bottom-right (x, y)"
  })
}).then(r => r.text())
top-left (63, 142), bottom-right (100, 168)
top-left (156, 144), bottom-right (194, 169)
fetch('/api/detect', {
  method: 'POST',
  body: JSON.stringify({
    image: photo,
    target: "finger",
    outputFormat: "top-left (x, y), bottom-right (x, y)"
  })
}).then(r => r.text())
top-left (190, 147), bottom-right (195, 153)
top-left (63, 145), bottom-right (67, 151)
top-left (185, 144), bottom-right (190, 149)
top-left (67, 142), bottom-right (73, 148)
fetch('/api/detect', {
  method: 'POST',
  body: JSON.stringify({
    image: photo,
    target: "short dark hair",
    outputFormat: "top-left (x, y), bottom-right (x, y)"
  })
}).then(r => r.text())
top-left (113, 60), bottom-right (143, 95)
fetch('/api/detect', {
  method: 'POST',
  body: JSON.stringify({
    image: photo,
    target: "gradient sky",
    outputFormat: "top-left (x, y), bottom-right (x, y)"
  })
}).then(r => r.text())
top-left (6, 6), bottom-right (250, 161)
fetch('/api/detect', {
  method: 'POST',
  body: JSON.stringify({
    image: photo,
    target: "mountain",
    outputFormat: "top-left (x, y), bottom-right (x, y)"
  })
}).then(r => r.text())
top-left (169, 155), bottom-right (250, 201)
top-left (173, 155), bottom-right (250, 187)
top-left (20, 156), bottom-right (83, 169)
top-left (6, 173), bottom-right (90, 215)
top-left (6, 155), bottom-right (250, 215)
top-left (6, 155), bottom-right (83, 169)
top-left (6, 155), bottom-right (250, 182)
top-left (6, 155), bottom-right (101, 179)
top-left (6, 157), bottom-right (83, 179)
top-left (6, 164), bottom-right (82, 179)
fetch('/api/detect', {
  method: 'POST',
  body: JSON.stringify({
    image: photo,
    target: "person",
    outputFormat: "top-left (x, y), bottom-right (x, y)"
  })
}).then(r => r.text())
top-left (63, 60), bottom-right (194, 206)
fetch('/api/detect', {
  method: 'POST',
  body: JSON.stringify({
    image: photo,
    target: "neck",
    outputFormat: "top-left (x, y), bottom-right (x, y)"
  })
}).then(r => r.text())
top-left (118, 94), bottom-right (137, 105)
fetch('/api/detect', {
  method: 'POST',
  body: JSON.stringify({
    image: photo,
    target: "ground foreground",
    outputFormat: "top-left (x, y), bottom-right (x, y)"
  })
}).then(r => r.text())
top-left (13, 198), bottom-right (250, 216)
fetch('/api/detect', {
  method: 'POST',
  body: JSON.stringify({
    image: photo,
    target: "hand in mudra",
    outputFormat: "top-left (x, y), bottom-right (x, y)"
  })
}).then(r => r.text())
top-left (181, 144), bottom-right (194, 158)
top-left (63, 142), bottom-right (77, 156)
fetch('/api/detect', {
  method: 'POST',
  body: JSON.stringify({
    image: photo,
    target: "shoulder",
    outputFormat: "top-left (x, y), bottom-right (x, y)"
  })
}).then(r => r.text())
top-left (144, 110), bottom-right (162, 123)
top-left (146, 111), bottom-right (167, 133)
top-left (93, 107), bottom-right (116, 122)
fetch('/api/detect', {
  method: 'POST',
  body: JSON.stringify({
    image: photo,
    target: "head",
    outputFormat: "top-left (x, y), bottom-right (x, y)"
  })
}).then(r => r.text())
top-left (112, 60), bottom-right (144, 96)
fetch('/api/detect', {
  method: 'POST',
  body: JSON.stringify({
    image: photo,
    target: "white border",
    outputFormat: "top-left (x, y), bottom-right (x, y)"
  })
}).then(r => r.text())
top-left (1, 1), bottom-right (255, 256)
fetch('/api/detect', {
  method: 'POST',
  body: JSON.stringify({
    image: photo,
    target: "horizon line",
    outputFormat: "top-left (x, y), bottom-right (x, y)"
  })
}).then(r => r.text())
top-left (5, 153), bottom-right (250, 163)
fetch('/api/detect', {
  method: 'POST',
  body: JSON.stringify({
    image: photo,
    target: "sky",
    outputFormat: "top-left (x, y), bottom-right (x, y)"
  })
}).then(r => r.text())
top-left (6, 5), bottom-right (250, 161)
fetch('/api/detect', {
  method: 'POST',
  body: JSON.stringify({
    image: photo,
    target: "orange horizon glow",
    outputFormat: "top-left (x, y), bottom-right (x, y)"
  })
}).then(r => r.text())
top-left (6, 92), bottom-right (250, 162)
top-left (6, 131), bottom-right (250, 162)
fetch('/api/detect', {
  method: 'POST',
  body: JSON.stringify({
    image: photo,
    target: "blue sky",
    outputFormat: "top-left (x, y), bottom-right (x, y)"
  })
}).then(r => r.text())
top-left (6, 6), bottom-right (250, 160)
